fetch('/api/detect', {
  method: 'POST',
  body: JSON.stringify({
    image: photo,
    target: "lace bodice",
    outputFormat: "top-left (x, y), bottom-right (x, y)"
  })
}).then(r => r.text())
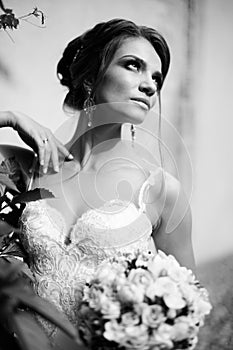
top-left (19, 170), bottom-right (161, 336)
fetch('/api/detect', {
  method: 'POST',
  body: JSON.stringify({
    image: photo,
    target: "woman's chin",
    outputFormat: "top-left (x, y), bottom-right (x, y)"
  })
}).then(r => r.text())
top-left (112, 103), bottom-right (149, 124)
top-left (93, 102), bottom-right (148, 126)
top-left (122, 104), bottom-right (149, 124)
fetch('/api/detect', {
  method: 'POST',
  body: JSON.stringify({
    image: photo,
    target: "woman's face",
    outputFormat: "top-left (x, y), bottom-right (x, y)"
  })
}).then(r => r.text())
top-left (95, 37), bottom-right (162, 124)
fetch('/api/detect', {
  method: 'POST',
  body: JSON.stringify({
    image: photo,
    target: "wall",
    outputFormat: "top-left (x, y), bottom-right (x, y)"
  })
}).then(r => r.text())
top-left (1, 0), bottom-right (233, 265)
top-left (192, 0), bottom-right (233, 263)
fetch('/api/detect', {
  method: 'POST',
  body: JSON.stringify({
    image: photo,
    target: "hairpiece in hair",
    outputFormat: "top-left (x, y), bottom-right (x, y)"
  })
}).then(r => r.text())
top-left (72, 45), bottom-right (84, 64)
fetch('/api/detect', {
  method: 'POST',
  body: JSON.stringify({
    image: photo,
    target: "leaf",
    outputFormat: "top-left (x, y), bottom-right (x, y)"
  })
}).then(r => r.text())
top-left (0, 259), bottom-right (24, 284)
top-left (1, 157), bottom-right (27, 193)
top-left (1, 286), bottom-right (78, 341)
top-left (11, 188), bottom-right (55, 204)
top-left (0, 219), bottom-right (16, 236)
top-left (0, 323), bottom-right (21, 350)
top-left (0, 163), bottom-right (11, 174)
top-left (0, 232), bottom-right (28, 262)
top-left (0, 168), bottom-right (10, 175)
top-left (0, 206), bottom-right (25, 228)
top-left (0, 247), bottom-right (26, 262)
top-left (20, 295), bottom-right (79, 341)
top-left (1, 157), bottom-right (18, 174)
top-left (0, 174), bottom-right (19, 192)
top-left (0, 182), bottom-right (6, 196)
top-left (0, 192), bottom-right (7, 204)
top-left (12, 311), bottom-right (52, 350)
top-left (0, 252), bottom-right (25, 264)
top-left (18, 262), bottom-right (34, 282)
top-left (1, 254), bottom-right (34, 282)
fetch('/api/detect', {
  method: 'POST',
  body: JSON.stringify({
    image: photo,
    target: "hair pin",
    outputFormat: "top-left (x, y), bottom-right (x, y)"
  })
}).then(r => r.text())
top-left (72, 45), bottom-right (84, 64)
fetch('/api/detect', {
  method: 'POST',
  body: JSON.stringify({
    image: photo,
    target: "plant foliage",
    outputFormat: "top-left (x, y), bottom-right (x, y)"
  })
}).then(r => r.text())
top-left (0, 0), bottom-right (45, 31)
top-left (0, 157), bottom-right (83, 350)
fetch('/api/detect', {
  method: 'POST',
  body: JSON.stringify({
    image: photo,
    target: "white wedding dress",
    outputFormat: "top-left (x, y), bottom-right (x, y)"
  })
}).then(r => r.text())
top-left (19, 171), bottom-right (161, 338)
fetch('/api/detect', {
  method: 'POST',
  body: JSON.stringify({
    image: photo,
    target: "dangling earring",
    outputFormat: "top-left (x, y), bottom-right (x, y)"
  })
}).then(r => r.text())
top-left (130, 124), bottom-right (136, 147)
top-left (83, 86), bottom-right (96, 127)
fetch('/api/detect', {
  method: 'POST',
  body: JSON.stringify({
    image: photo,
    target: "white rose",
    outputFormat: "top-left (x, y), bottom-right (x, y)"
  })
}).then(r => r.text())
top-left (169, 265), bottom-right (195, 284)
top-left (111, 260), bottom-right (128, 274)
top-left (115, 274), bottom-right (127, 288)
top-left (145, 281), bottom-right (157, 300)
top-left (146, 276), bottom-right (176, 298)
top-left (122, 324), bottom-right (149, 349)
top-left (128, 268), bottom-right (154, 290)
top-left (147, 254), bottom-right (169, 279)
top-left (118, 283), bottom-right (144, 303)
top-left (104, 320), bottom-right (127, 343)
top-left (146, 276), bottom-right (186, 309)
top-left (95, 263), bottom-right (118, 284)
top-left (105, 321), bottom-right (149, 349)
top-left (171, 320), bottom-right (190, 341)
top-left (179, 283), bottom-right (198, 303)
top-left (100, 297), bottom-right (121, 319)
top-left (171, 316), bottom-right (197, 341)
top-left (148, 250), bottom-right (193, 284)
top-left (121, 311), bottom-right (140, 326)
top-left (135, 251), bottom-right (153, 268)
top-left (141, 304), bottom-right (166, 328)
top-left (149, 324), bottom-right (173, 349)
top-left (163, 292), bottom-right (186, 309)
top-left (84, 285), bottom-right (103, 310)
top-left (193, 297), bottom-right (212, 318)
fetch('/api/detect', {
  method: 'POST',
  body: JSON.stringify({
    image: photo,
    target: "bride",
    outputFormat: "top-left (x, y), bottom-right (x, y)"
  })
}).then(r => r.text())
top-left (0, 18), bottom-right (195, 346)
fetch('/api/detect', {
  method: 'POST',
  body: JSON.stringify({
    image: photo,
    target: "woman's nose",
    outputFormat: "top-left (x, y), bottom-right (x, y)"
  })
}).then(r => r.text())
top-left (139, 74), bottom-right (157, 96)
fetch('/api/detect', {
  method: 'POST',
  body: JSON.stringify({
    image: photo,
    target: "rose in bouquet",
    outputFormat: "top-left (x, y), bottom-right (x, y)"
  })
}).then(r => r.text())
top-left (78, 250), bottom-right (212, 350)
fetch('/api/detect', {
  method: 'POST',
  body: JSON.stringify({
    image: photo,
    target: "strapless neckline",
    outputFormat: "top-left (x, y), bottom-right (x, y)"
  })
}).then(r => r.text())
top-left (22, 198), bottom-right (153, 247)
top-left (27, 166), bottom-right (163, 240)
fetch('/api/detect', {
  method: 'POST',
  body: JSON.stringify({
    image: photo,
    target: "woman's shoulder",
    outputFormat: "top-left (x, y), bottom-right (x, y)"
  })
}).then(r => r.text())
top-left (163, 171), bottom-right (182, 201)
top-left (145, 169), bottom-right (191, 227)
top-left (162, 172), bottom-right (190, 217)
top-left (147, 169), bottom-right (184, 202)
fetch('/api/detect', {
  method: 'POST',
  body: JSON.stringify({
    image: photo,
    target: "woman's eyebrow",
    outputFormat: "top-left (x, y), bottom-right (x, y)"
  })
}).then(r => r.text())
top-left (120, 54), bottom-right (145, 66)
top-left (119, 54), bottom-right (161, 74)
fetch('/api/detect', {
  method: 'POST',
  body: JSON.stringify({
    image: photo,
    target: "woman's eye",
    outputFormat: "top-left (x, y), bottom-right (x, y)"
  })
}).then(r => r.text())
top-left (126, 61), bottom-right (140, 71)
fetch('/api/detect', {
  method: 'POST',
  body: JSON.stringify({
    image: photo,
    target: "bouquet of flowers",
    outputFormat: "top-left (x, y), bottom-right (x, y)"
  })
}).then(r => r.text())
top-left (78, 250), bottom-right (212, 350)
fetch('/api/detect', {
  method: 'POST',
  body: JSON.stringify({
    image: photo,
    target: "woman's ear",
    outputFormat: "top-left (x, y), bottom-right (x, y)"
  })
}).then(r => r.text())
top-left (83, 80), bottom-right (93, 92)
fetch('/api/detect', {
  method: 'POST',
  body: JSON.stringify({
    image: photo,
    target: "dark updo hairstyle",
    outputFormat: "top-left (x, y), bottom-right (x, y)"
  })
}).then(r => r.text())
top-left (57, 18), bottom-right (170, 111)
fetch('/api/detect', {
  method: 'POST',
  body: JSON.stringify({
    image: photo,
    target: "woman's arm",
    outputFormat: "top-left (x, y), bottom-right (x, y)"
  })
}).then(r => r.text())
top-left (0, 111), bottom-right (73, 173)
top-left (152, 172), bottom-right (196, 272)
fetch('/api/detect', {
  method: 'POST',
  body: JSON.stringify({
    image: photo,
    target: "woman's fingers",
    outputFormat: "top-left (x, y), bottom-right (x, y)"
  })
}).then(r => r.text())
top-left (37, 138), bottom-right (46, 167)
top-left (42, 140), bottom-right (51, 174)
top-left (38, 135), bottom-right (74, 174)
top-left (49, 142), bottom-right (60, 173)
top-left (7, 111), bottom-right (74, 173)
top-left (56, 140), bottom-right (74, 162)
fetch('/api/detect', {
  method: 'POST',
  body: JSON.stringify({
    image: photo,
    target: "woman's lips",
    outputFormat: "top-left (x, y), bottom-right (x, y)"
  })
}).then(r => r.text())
top-left (130, 98), bottom-right (150, 110)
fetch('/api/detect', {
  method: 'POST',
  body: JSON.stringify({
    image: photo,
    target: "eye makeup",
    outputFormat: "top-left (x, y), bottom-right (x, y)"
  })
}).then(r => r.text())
top-left (119, 54), bottom-right (163, 88)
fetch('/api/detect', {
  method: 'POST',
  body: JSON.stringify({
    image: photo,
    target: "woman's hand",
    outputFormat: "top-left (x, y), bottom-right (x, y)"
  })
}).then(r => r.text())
top-left (0, 111), bottom-right (73, 173)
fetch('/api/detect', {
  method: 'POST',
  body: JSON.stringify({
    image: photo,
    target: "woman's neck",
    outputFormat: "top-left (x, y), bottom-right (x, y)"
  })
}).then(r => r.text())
top-left (68, 113), bottom-right (123, 171)
top-left (92, 123), bottom-right (122, 148)
top-left (83, 123), bottom-right (122, 170)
